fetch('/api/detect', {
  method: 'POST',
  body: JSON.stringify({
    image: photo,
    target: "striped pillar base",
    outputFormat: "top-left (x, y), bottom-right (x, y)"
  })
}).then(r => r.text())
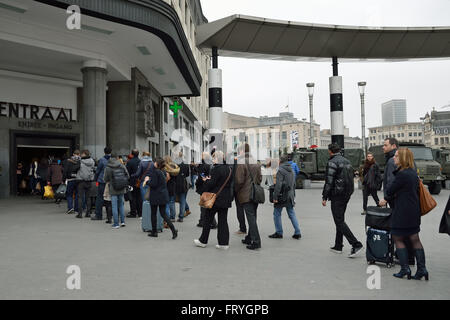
top-left (329, 76), bottom-right (344, 151)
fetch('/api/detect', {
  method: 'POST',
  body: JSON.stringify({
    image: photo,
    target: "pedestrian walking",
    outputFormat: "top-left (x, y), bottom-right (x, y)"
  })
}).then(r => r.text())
top-left (190, 160), bottom-right (198, 190)
top-left (361, 152), bottom-right (382, 215)
top-left (75, 150), bottom-right (95, 219)
top-left (380, 137), bottom-right (415, 265)
top-left (194, 151), bottom-right (233, 249)
top-left (196, 152), bottom-right (217, 229)
top-left (322, 143), bottom-right (363, 258)
top-left (174, 151), bottom-right (190, 222)
top-left (28, 158), bottom-right (40, 195)
top-left (63, 150), bottom-right (81, 214)
top-left (93, 147), bottom-right (112, 220)
top-left (288, 154), bottom-right (300, 179)
top-left (37, 158), bottom-right (49, 199)
top-left (163, 155), bottom-right (180, 222)
top-left (126, 149), bottom-right (142, 218)
top-left (235, 143), bottom-right (263, 250)
top-left (379, 148), bottom-right (429, 280)
top-left (48, 158), bottom-right (63, 196)
top-left (103, 182), bottom-right (113, 224)
top-left (269, 155), bottom-right (302, 240)
top-left (103, 154), bottom-right (129, 229)
top-left (16, 162), bottom-right (26, 196)
top-left (145, 157), bottom-right (178, 239)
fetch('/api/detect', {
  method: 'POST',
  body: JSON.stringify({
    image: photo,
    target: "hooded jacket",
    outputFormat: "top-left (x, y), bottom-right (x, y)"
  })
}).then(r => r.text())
top-left (165, 162), bottom-right (180, 196)
top-left (322, 153), bottom-right (353, 201)
top-left (103, 158), bottom-right (130, 195)
top-left (273, 161), bottom-right (296, 208)
top-left (63, 156), bottom-right (81, 181)
top-left (76, 156), bottom-right (95, 181)
top-left (95, 154), bottom-right (111, 184)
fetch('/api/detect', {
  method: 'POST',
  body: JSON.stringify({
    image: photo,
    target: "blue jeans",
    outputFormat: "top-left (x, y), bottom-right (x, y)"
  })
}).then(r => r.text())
top-left (66, 180), bottom-right (79, 211)
top-left (177, 193), bottom-right (187, 219)
top-left (191, 175), bottom-right (197, 189)
top-left (168, 195), bottom-right (176, 219)
top-left (273, 205), bottom-right (301, 236)
top-left (95, 183), bottom-right (105, 218)
top-left (111, 194), bottom-right (125, 227)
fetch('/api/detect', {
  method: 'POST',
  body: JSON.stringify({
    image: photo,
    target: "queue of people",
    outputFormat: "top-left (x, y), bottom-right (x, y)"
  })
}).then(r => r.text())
top-left (22, 138), bottom-right (433, 282)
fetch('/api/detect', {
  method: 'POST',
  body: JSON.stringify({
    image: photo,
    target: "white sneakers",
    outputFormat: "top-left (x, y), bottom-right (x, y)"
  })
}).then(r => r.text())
top-left (215, 245), bottom-right (229, 250)
top-left (194, 239), bottom-right (207, 248)
top-left (112, 225), bottom-right (120, 229)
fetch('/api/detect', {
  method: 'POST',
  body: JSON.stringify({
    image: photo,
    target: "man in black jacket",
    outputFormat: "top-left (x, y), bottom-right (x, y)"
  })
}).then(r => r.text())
top-left (174, 151), bottom-right (190, 222)
top-left (195, 152), bottom-right (217, 228)
top-left (63, 150), bottom-right (81, 214)
top-left (322, 143), bottom-right (363, 258)
top-left (126, 149), bottom-right (141, 218)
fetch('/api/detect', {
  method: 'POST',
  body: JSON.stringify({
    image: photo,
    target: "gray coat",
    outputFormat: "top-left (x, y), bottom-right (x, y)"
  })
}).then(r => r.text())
top-left (76, 157), bottom-right (95, 181)
top-left (383, 149), bottom-right (397, 200)
top-left (103, 159), bottom-right (129, 195)
top-left (273, 162), bottom-right (296, 208)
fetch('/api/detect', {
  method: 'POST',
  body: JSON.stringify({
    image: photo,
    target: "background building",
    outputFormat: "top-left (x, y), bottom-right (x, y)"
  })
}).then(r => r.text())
top-left (382, 99), bottom-right (407, 126)
top-left (320, 128), bottom-right (362, 149)
top-left (423, 108), bottom-right (450, 148)
top-left (368, 122), bottom-right (423, 147)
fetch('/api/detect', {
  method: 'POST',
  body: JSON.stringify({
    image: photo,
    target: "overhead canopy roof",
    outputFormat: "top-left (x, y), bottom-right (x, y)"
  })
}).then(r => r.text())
top-left (197, 15), bottom-right (450, 62)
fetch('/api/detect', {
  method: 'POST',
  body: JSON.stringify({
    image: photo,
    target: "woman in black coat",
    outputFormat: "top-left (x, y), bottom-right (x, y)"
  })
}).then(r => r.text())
top-left (361, 152), bottom-right (382, 215)
top-left (194, 151), bottom-right (233, 249)
top-left (382, 148), bottom-right (428, 281)
top-left (144, 157), bottom-right (177, 239)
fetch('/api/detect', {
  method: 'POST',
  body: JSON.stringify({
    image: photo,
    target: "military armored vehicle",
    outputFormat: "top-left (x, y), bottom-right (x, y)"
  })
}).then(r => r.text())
top-left (291, 148), bottom-right (364, 189)
top-left (369, 143), bottom-right (444, 195)
top-left (432, 148), bottom-right (450, 187)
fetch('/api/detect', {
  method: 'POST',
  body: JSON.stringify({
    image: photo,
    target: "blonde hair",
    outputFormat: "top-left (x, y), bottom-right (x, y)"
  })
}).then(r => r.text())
top-left (164, 155), bottom-right (172, 164)
top-left (142, 151), bottom-right (150, 157)
top-left (213, 151), bottom-right (224, 164)
top-left (397, 148), bottom-right (415, 170)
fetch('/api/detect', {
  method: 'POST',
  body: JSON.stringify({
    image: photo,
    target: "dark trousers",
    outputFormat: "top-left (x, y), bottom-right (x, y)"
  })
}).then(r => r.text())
top-left (363, 187), bottom-right (380, 211)
top-left (242, 202), bottom-right (261, 246)
top-left (331, 198), bottom-right (362, 249)
top-left (95, 183), bottom-right (106, 219)
top-left (199, 207), bottom-right (217, 227)
top-left (77, 181), bottom-right (92, 216)
top-left (129, 188), bottom-right (142, 217)
top-left (388, 200), bottom-right (415, 263)
top-left (235, 198), bottom-right (247, 233)
top-left (104, 200), bottom-right (112, 221)
top-left (151, 204), bottom-right (174, 233)
top-left (199, 208), bottom-right (229, 246)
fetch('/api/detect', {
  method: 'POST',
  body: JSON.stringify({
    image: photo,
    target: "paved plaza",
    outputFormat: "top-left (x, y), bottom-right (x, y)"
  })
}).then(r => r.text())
top-left (0, 183), bottom-right (449, 300)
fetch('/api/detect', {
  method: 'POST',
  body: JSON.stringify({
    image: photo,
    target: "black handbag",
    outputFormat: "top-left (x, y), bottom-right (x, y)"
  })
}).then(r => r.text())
top-left (246, 164), bottom-right (265, 204)
top-left (269, 183), bottom-right (289, 204)
top-left (365, 206), bottom-right (392, 231)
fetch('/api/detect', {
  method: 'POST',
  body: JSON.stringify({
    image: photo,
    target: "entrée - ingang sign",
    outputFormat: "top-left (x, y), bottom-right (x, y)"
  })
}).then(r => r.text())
top-left (0, 102), bottom-right (75, 122)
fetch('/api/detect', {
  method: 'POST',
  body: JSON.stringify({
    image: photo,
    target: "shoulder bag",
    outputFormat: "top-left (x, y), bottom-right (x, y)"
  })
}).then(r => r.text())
top-left (246, 164), bottom-right (265, 204)
top-left (199, 168), bottom-right (232, 209)
top-left (136, 162), bottom-right (152, 188)
top-left (418, 178), bottom-right (437, 216)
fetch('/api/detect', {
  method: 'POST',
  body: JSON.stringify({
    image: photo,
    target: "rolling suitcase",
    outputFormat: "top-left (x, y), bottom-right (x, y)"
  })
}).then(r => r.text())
top-left (366, 227), bottom-right (395, 268)
top-left (142, 201), bottom-right (163, 232)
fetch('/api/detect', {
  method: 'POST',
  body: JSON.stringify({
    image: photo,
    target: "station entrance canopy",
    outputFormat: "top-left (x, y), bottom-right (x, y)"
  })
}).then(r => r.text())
top-left (196, 14), bottom-right (450, 61)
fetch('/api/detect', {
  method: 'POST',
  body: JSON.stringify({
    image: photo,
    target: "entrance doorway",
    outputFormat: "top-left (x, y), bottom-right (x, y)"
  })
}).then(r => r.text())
top-left (10, 131), bottom-right (79, 195)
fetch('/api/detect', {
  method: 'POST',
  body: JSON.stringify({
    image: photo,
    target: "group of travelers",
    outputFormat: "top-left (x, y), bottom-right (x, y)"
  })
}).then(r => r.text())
top-left (22, 136), bottom-right (432, 281)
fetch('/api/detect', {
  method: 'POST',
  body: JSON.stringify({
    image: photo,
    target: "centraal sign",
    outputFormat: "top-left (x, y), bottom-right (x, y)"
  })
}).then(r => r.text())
top-left (0, 102), bottom-right (75, 122)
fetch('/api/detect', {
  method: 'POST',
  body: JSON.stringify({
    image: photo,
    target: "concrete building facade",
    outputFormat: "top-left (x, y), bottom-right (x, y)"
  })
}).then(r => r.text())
top-left (422, 109), bottom-right (450, 148)
top-left (368, 122), bottom-right (424, 147)
top-left (0, 0), bottom-right (210, 198)
top-left (382, 99), bottom-right (407, 126)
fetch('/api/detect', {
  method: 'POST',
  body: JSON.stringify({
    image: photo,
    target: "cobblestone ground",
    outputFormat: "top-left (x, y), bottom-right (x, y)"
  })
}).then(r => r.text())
top-left (0, 183), bottom-right (449, 300)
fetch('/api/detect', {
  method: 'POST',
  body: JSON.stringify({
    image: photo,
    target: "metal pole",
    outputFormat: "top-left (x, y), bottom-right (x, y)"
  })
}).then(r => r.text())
top-left (309, 95), bottom-right (314, 146)
top-left (360, 93), bottom-right (366, 157)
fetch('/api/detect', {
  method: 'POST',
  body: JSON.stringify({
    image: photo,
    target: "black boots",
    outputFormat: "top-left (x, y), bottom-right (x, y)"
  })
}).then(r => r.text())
top-left (412, 249), bottom-right (429, 281)
top-left (393, 248), bottom-right (412, 279)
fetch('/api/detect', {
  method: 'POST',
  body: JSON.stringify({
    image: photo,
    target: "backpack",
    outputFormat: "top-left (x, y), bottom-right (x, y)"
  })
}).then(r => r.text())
top-left (111, 167), bottom-right (129, 190)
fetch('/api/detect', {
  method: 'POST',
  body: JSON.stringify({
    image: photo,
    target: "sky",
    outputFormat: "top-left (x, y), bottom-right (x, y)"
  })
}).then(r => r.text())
top-left (200, 0), bottom-right (450, 137)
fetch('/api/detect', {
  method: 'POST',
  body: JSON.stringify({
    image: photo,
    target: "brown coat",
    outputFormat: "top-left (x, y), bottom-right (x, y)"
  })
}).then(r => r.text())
top-left (234, 154), bottom-right (262, 204)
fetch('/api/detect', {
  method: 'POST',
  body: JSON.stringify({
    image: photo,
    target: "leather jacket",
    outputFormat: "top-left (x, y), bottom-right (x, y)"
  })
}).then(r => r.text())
top-left (322, 154), bottom-right (353, 201)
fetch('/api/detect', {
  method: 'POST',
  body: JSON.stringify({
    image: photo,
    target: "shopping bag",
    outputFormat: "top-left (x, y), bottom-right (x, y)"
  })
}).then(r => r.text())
top-left (44, 185), bottom-right (54, 199)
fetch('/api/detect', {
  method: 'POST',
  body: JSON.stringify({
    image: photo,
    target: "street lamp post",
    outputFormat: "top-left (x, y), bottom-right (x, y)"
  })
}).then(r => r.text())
top-left (301, 118), bottom-right (307, 148)
top-left (307, 83), bottom-right (315, 147)
top-left (358, 82), bottom-right (367, 157)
